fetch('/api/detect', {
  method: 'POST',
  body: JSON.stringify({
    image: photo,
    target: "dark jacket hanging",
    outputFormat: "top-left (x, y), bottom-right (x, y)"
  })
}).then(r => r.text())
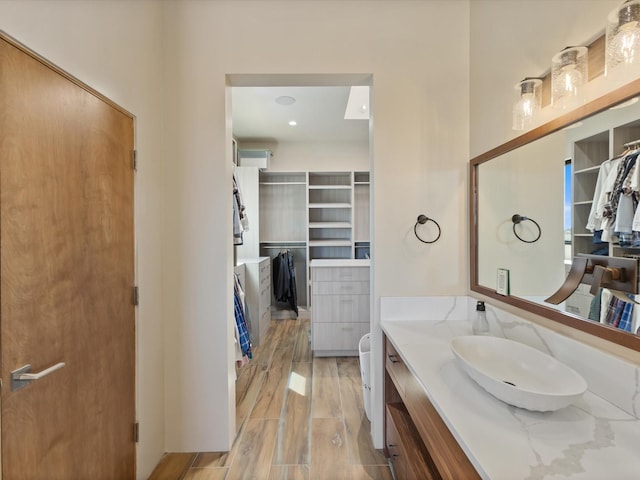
top-left (272, 250), bottom-right (298, 316)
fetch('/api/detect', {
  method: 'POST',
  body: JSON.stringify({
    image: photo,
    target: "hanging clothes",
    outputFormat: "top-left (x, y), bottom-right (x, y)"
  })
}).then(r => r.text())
top-left (587, 156), bottom-right (621, 232)
top-left (233, 170), bottom-right (249, 245)
top-left (272, 250), bottom-right (299, 316)
top-left (233, 273), bottom-right (252, 362)
top-left (590, 150), bottom-right (640, 243)
top-left (602, 290), bottom-right (635, 333)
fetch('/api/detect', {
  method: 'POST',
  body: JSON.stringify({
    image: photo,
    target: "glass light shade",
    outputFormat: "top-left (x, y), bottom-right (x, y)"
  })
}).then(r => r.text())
top-left (512, 78), bottom-right (542, 131)
top-left (551, 46), bottom-right (588, 110)
top-left (606, 0), bottom-right (640, 75)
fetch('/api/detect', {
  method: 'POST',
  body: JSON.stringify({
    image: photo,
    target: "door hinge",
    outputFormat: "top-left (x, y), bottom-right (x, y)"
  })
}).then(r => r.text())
top-left (132, 150), bottom-right (138, 171)
top-left (133, 286), bottom-right (139, 306)
top-left (134, 422), bottom-right (139, 443)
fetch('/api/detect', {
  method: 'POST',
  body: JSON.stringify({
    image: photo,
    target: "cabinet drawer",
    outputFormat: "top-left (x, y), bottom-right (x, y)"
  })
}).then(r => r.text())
top-left (312, 281), bottom-right (369, 295)
top-left (312, 322), bottom-right (369, 351)
top-left (259, 258), bottom-right (270, 274)
top-left (386, 339), bottom-right (411, 398)
top-left (312, 294), bottom-right (369, 323)
top-left (259, 308), bottom-right (271, 340)
top-left (386, 403), bottom-right (436, 480)
top-left (260, 277), bottom-right (271, 309)
top-left (312, 266), bottom-right (369, 282)
top-left (386, 405), bottom-right (410, 480)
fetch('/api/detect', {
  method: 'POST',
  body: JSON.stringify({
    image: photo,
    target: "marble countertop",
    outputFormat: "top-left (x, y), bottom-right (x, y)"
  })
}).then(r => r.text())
top-left (381, 314), bottom-right (640, 480)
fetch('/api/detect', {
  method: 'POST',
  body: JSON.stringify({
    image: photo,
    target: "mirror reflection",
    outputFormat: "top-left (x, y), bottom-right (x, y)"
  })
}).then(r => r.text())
top-left (478, 96), bottom-right (640, 336)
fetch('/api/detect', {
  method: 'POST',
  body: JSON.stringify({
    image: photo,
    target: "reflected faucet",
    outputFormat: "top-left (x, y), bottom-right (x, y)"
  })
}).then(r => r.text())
top-left (545, 254), bottom-right (638, 305)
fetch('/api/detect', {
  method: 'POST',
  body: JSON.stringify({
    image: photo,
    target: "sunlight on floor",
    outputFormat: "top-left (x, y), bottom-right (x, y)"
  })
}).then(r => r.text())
top-left (287, 371), bottom-right (307, 396)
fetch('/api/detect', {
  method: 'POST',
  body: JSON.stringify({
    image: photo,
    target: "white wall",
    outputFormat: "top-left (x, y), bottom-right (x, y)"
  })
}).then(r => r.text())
top-left (0, 1), bottom-right (166, 478)
top-left (163, 0), bottom-right (469, 452)
top-left (240, 140), bottom-right (370, 172)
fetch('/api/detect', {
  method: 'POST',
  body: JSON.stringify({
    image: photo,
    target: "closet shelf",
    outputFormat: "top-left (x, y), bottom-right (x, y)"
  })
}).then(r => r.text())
top-left (309, 222), bottom-right (352, 229)
top-left (308, 240), bottom-right (353, 247)
top-left (308, 185), bottom-right (352, 190)
top-left (260, 240), bottom-right (306, 245)
top-left (574, 165), bottom-right (601, 175)
top-left (259, 181), bottom-right (306, 186)
top-left (308, 203), bottom-right (351, 208)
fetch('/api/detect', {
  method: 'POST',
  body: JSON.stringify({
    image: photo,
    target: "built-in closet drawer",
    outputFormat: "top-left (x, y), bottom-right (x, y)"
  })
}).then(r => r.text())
top-left (312, 294), bottom-right (369, 323)
top-left (312, 281), bottom-right (369, 295)
top-left (310, 263), bottom-right (370, 356)
top-left (311, 322), bottom-right (369, 352)
top-left (237, 256), bottom-right (272, 347)
top-left (312, 266), bottom-right (369, 282)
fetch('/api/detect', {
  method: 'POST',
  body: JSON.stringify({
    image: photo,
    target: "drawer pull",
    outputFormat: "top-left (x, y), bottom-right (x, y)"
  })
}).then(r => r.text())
top-left (388, 354), bottom-right (399, 364)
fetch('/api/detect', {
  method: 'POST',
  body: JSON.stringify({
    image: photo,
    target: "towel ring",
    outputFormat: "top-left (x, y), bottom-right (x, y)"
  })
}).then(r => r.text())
top-left (414, 214), bottom-right (441, 244)
top-left (512, 214), bottom-right (541, 243)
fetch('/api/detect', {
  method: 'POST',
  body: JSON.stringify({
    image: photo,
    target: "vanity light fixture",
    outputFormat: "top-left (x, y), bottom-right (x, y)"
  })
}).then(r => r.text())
top-left (512, 78), bottom-right (542, 131)
top-left (551, 46), bottom-right (588, 110)
top-left (606, 0), bottom-right (640, 75)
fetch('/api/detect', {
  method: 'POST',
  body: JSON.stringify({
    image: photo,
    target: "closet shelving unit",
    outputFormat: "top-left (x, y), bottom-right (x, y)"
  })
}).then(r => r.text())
top-left (307, 172), bottom-right (354, 260)
top-left (572, 130), bottom-right (609, 258)
top-left (258, 171), bottom-right (309, 308)
top-left (243, 169), bottom-right (371, 312)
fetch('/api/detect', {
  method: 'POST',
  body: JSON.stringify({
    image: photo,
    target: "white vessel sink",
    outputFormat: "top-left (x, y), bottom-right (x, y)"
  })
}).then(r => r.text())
top-left (451, 336), bottom-right (587, 412)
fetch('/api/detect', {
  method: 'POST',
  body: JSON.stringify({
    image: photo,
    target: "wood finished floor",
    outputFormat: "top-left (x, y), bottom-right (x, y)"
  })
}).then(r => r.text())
top-left (148, 314), bottom-right (391, 480)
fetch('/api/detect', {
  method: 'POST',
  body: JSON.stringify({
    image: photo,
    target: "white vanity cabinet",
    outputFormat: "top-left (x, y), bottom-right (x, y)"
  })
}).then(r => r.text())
top-left (310, 260), bottom-right (370, 356)
top-left (237, 257), bottom-right (272, 347)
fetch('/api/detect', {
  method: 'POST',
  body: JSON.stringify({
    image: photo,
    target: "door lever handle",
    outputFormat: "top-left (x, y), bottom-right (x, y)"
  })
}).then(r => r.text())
top-left (11, 362), bottom-right (65, 391)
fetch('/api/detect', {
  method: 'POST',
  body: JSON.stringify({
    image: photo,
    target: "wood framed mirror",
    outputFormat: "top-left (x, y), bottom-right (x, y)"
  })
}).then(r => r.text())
top-left (470, 77), bottom-right (640, 352)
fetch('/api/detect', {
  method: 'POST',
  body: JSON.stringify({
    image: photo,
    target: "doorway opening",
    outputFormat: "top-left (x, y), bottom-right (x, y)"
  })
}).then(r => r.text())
top-left (228, 74), bottom-right (373, 435)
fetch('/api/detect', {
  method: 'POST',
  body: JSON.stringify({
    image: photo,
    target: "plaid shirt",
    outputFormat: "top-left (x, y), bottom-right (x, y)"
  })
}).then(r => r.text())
top-left (234, 278), bottom-right (252, 359)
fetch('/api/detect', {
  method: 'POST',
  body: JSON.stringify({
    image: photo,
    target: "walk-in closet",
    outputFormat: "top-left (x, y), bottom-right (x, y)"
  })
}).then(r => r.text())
top-left (232, 85), bottom-right (371, 313)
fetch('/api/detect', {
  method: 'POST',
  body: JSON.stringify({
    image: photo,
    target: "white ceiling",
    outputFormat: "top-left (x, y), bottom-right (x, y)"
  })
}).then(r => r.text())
top-left (231, 86), bottom-right (369, 143)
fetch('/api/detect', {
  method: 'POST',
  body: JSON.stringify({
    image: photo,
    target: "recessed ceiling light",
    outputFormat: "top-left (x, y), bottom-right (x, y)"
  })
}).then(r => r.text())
top-left (276, 95), bottom-right (296, 106)
top-left (288, 120), bottom-right (297, 126)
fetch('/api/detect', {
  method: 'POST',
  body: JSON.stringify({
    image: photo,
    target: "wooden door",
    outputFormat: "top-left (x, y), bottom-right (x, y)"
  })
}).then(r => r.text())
top-left (0, 35), bottom-right (136, 479)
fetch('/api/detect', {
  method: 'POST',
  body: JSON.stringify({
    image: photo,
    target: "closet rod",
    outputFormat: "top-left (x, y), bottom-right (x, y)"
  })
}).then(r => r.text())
top-left (261, 245), bottom-right (306, 249)
top-left (623, 138), bottom-right (640, 148)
